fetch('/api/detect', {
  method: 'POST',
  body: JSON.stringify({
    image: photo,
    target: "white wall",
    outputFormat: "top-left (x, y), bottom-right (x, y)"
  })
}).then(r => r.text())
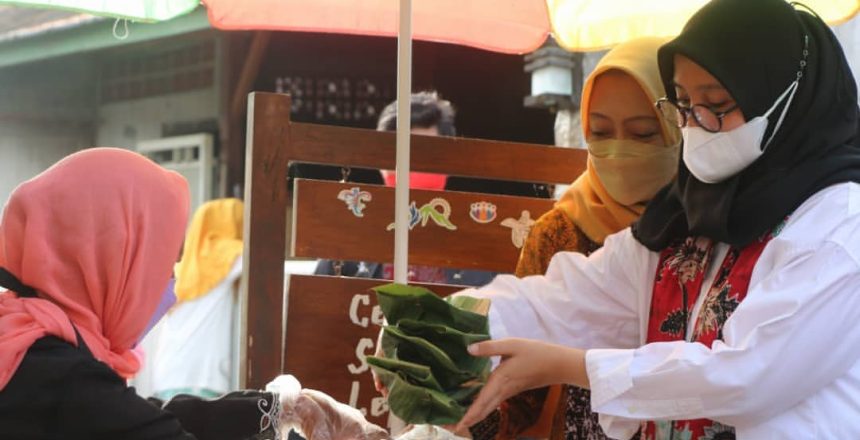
top-left (96, 88), bottom-right (218, 148)
top-left (0, 64), bottom-right (219, 206)
top-left (0, 130), bottom-right (89, 204)
top-left (0, 56), bottom-right (97, 204)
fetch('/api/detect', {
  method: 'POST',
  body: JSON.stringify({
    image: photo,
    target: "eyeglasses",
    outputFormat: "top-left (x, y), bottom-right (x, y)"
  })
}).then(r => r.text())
top-left (655, 97), bottom-right (740, 133)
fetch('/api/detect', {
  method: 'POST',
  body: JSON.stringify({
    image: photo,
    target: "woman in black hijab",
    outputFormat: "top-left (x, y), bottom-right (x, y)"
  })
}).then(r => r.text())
top-left (635, 0), bottom-right (860, 248)
top-left (442, 1), bottom-right (860, 439)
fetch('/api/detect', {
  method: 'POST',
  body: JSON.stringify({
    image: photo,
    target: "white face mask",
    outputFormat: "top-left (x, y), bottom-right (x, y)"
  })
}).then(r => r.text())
top-left (682, 80), bottom-right (799, 183)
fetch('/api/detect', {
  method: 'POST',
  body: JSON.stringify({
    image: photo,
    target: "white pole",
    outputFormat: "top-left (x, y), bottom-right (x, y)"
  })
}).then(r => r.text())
top-left (388, 6), bottom-right (414, 435)
top-left (393, 0), bottom-right (412, 285)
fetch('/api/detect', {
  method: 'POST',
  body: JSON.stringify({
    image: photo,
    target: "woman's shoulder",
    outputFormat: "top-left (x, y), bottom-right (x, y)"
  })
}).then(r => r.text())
top-left (7, 336), bottom-right (121, 393)
top-left (0, 335), bottom-right (120, 431)
top-left (533, 207), bottom-right (579, 236)
top-left (22, 336), bottom-right (101, 374)
top-left (529, 208), bottom-right (594, 249)
top-left (5, 337), bottom-right (195, 438)
top-left (777, 182), bottom-right (860, 257)
top-left (515, 208), bottom-right (598, 277)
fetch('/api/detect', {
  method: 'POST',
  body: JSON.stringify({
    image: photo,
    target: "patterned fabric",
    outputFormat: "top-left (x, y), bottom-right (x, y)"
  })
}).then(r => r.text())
top-left (556, 385), bottom-right (613, 440)
top-left (483, 208), bottom-right (605, 440)
top-left (514, 208), bottom-right (600, 279)
top-left (497, 387), bottom-right (550, 440)
top-left (470, 408), bottom-right (501, 440)
top-left (642, 226), bottom-right (781, 440)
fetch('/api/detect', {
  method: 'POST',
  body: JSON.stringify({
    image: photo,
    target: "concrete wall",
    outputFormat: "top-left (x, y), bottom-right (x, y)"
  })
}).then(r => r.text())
top-left (0, 85), bottom-right (218, 206)
top-left (0, 31), bottom-right (221, 204)
top-left (0, 55), bottom-right (97, 204)
top-left (96, 88), bottom-right (218, 148)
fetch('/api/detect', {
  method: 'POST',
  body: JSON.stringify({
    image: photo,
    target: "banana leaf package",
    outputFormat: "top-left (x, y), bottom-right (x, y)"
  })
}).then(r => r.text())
top-left (366, 283), bottom-right (491, 425)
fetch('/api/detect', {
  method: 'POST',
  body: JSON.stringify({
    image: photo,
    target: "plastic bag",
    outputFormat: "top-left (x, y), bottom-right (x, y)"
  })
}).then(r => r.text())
top-left (267, 375), bottom-right (390, 440)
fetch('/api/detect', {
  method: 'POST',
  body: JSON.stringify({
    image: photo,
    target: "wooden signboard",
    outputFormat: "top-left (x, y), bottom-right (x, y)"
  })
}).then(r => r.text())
top-left (284, 275), bottom-right (461, 426)
top-left (292, 179), bottom-right (556, 272)
top-left (242, 92), bottom-right (587, 397)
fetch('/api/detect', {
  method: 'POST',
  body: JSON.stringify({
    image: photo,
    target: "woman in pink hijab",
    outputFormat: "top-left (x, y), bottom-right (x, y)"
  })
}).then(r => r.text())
top-left (0, 149), bottom-right (286, 439)
top-left (0, 148), bottom-right (200, 437)
top-left (0, 148), bottom-right (393, 440)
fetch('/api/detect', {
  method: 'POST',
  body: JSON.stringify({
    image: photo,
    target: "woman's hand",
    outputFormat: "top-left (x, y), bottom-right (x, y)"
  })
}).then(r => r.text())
top-left (455, 338), bottom-right (588, 432)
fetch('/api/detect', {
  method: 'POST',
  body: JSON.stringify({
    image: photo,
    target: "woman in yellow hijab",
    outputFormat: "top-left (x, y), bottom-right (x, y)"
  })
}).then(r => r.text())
top-left (482, 37), bottom-right (681, 440)
top-left (173, 198), bottom-right (244, 303)
top-left (151, 198), bottom-right (245, 400)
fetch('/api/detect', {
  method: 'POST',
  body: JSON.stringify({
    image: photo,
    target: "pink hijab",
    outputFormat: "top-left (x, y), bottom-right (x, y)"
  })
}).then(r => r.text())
top-left (0, 148), bottom-right (189, 390)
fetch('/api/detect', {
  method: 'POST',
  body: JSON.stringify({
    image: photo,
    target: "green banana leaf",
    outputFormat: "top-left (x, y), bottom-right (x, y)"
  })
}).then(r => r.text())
top-left (373, 283), bottom-right (488, 334)
top-left (396, 319), bottom-right (490, 377)
top-left (446, 380), bottom-right (483, 403)
top-left (366, 356), bottom-right (444, 392)
top-left (381, 326), bottom-right (472, 389)
top-left (369, 355), bottom-right (483, 406)
top-left (371, 283), bottom-right (491, 425)
top-left (376, 363), bottom-right (468, 425)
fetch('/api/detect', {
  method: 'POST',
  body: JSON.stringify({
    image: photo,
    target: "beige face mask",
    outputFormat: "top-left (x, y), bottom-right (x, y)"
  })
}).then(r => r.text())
top-left (588, 138), bottom-right (680, 206)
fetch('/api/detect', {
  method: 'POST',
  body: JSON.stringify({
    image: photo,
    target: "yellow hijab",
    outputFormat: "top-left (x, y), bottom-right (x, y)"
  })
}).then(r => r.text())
top-left (174, 198), bottom-right (244, 302)
top-left (557, 37), bottom-right (681, 244)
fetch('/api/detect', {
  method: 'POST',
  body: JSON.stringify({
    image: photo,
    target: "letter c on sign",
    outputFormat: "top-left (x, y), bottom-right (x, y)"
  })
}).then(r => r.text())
top-left (349, 294), bottom-right (370, 328)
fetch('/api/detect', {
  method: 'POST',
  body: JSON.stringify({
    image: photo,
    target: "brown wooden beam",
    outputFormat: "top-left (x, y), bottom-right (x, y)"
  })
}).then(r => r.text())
top-left (231, 32), bottom-right (272, 125)
top-left (225, 32), bottom-right (272, 198)
top-left (287, 122), bottom-right (587, 184)
top-left (241, 92), bottom-right (290, 389)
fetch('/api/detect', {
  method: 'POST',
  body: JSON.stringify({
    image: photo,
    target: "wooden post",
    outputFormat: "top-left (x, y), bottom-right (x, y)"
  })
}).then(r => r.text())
top-left (240, 92), bottom-right (290, 389)
top-left (225, 32), bottom-right (272, 198)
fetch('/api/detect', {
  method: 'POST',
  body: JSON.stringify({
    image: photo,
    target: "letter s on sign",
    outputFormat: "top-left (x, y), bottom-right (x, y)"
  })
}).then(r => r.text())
top-left (347, 337), bottom-right (374, 374)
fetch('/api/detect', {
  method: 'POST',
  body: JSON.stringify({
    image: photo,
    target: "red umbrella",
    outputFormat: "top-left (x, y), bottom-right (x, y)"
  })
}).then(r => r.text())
top-left (203, 0), bottom-right (551, 54)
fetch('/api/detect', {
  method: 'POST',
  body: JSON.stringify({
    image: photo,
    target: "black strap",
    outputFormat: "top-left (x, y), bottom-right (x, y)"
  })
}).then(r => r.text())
top-left (72, 326), bottom-right (94, 357)
top-left (0, 267), bottom-right (37, 298)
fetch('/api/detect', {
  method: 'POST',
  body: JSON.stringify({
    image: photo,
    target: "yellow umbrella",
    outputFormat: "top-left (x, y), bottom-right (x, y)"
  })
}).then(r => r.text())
top-left (549, 0), bottom-right (860, 51)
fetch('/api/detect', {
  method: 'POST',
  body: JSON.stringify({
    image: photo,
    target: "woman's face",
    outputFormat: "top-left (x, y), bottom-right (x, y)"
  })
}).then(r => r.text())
top-left (672, 54), bottom-right (746, 132)
top-left (588, 70), bottom-right (665, 146)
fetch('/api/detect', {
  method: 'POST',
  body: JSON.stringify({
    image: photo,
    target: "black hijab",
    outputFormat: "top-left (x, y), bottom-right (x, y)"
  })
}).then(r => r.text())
top-left (633, 0), bottom-right (860, 250)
